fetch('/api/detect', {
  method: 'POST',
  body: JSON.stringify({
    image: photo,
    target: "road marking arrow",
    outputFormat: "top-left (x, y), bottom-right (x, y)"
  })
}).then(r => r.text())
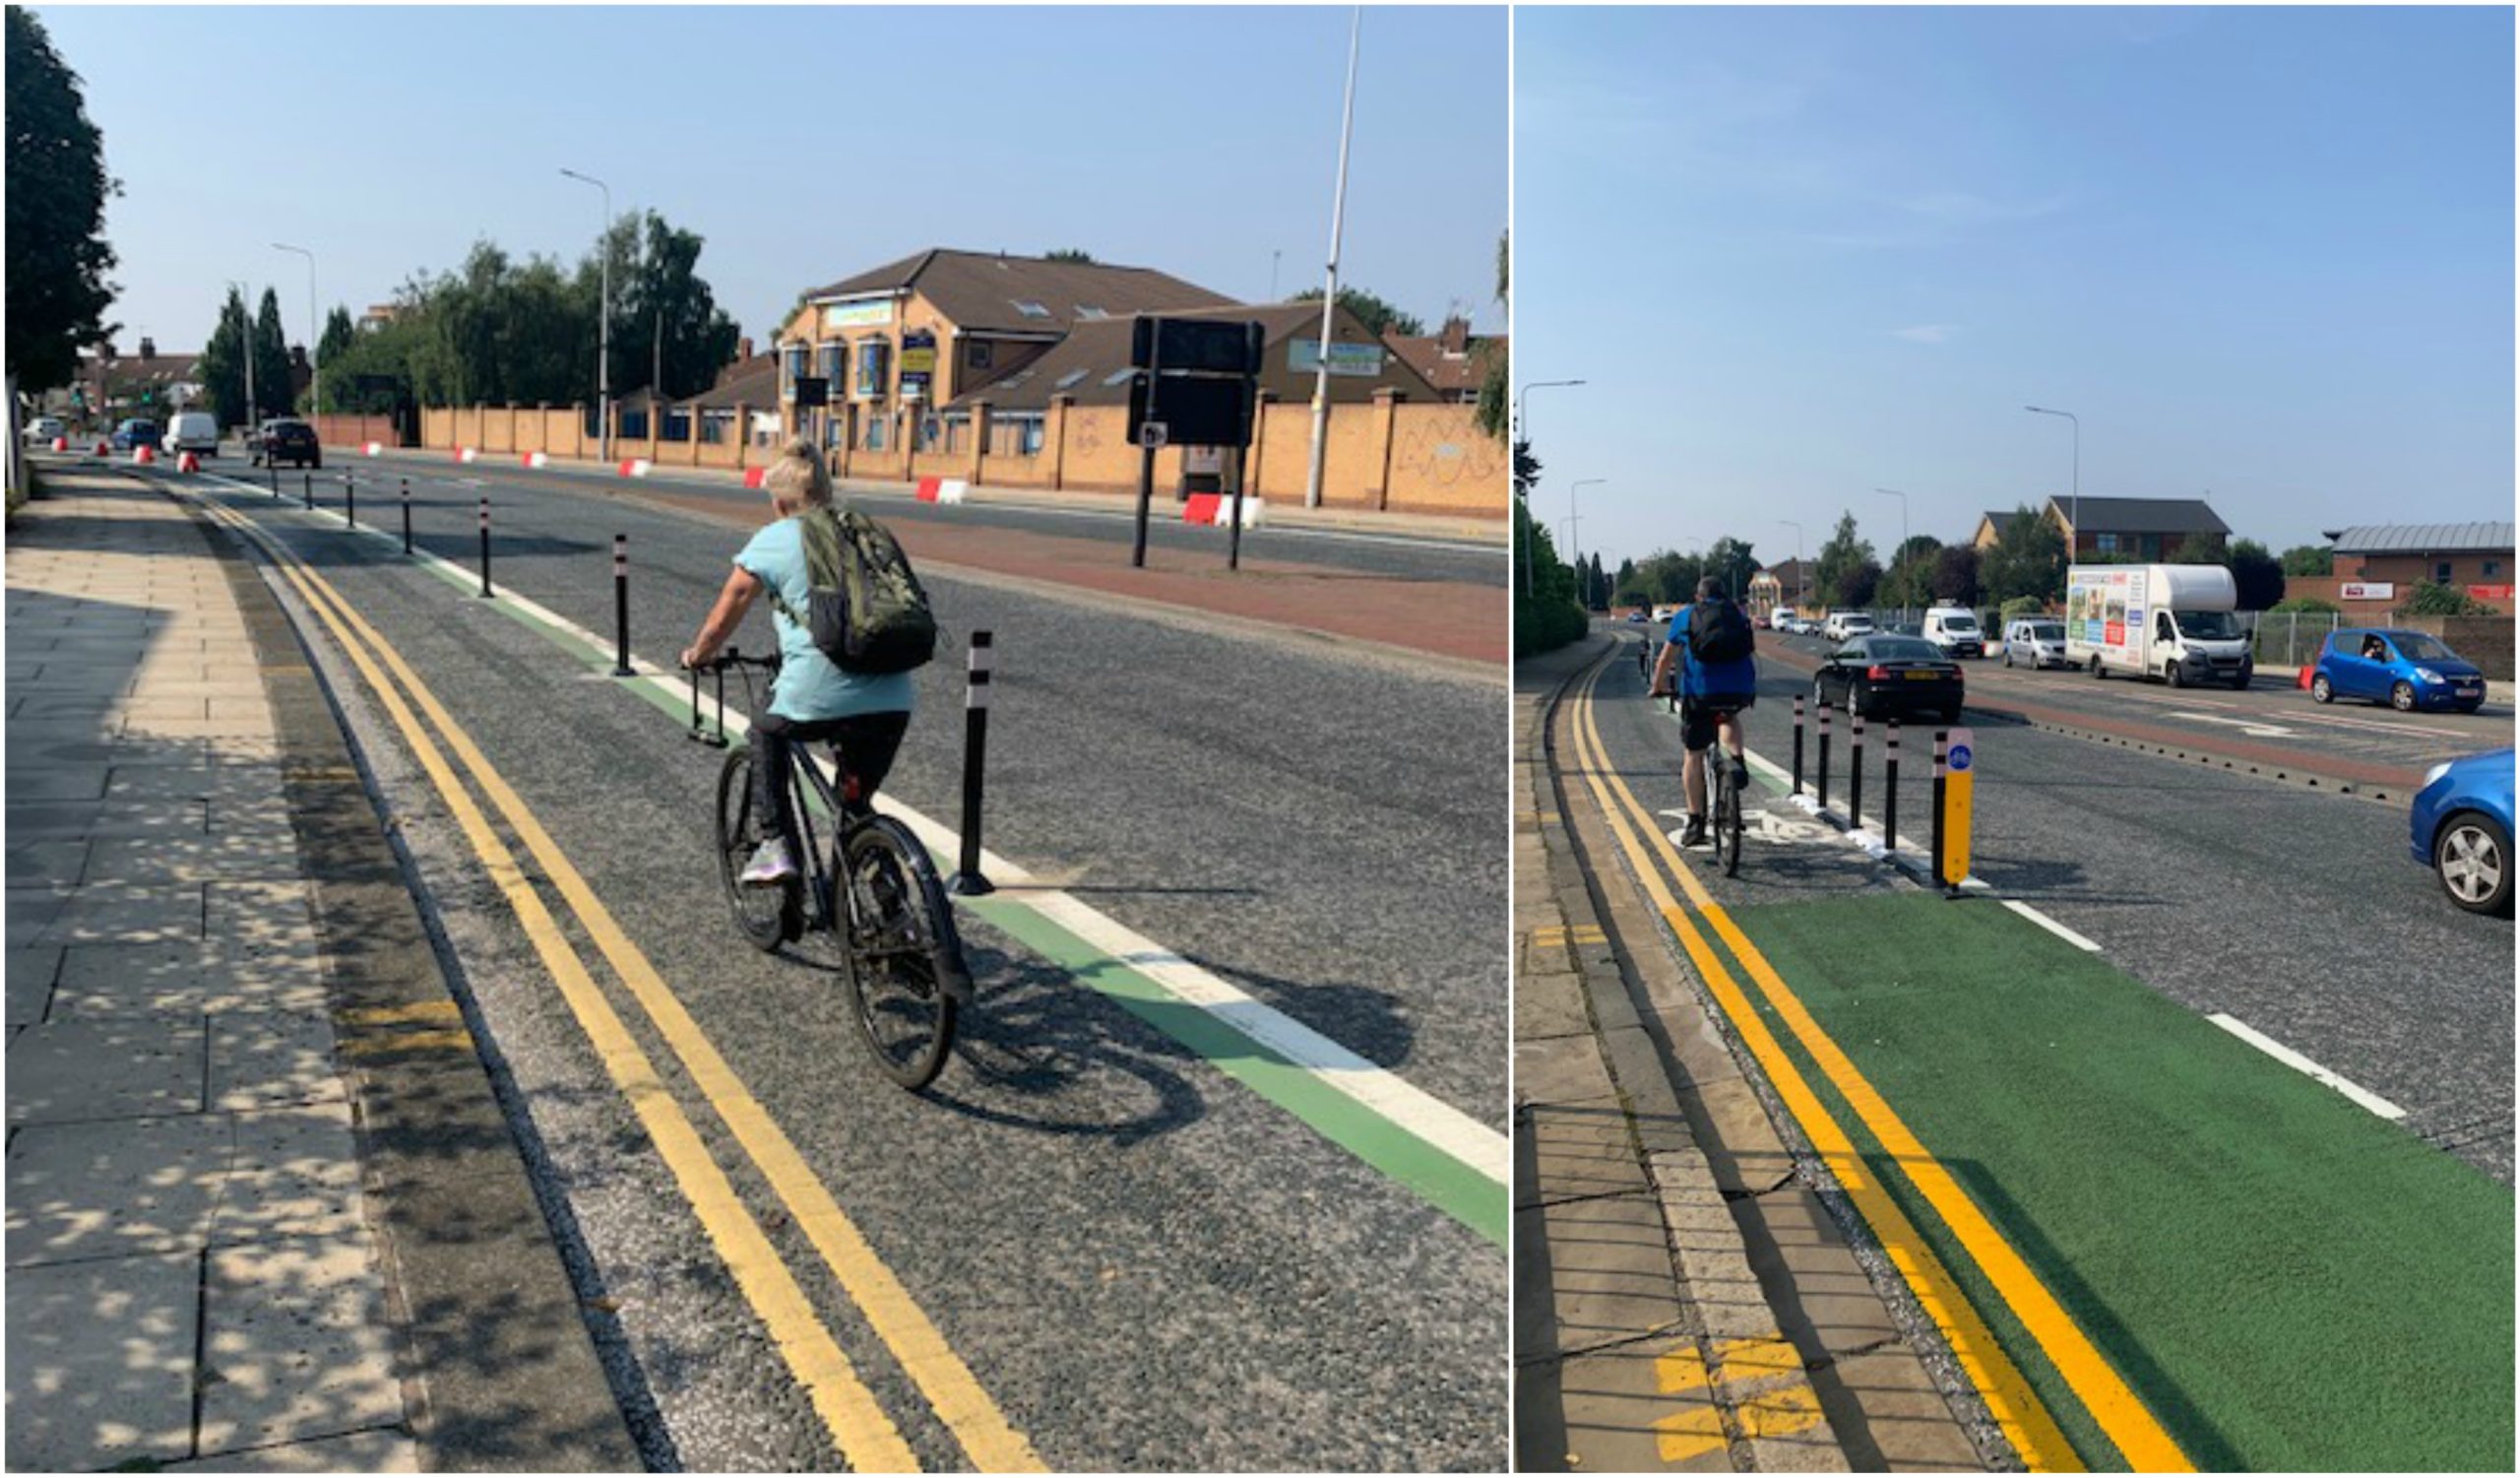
top-left (2166, 710), bottom-right (2299, 739)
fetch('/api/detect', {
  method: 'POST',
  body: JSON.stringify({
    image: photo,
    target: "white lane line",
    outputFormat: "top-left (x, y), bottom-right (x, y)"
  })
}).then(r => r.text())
top-left (2001, 899), bottom-right (2101, 951)
top-left (2206, 1013), bottom-right (2408, 1121)
top-left (189, 470), bottom-right (1509, 1186)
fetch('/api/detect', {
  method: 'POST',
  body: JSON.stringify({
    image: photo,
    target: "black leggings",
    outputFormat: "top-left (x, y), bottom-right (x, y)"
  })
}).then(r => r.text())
top-left (751, 709), bottom-right (911, 847)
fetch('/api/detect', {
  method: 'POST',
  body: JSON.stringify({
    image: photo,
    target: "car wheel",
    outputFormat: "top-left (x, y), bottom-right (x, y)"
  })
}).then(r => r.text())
top-left (2091, 657), bottom-right (2107, 679)
top-left (1852, 680), bottom-right (1874, 718)
top-left (2391, 680), bottom-right (2416, 712)
top-left (1811, 676), bottom-right (1829, 710)
top-left (2311, 674), bottom-right (2333, 704)
top-left (2166, 661), bottom-right (2185, 688)
top-left (310, 452), bottom-right (323, 470)
top-left (2434, 811), bottom-right (2513, 917)
top-left (1940, 705), bottom-right (1963, 725)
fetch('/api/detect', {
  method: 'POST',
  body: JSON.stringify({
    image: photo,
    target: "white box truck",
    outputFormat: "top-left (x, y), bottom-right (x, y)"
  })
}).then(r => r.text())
top-left (2064, 563), bottom-right (2253, 688)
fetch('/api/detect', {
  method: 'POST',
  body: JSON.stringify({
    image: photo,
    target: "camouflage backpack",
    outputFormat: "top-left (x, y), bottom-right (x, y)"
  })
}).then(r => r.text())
top-left (766, 504), bottom-right (939, 675)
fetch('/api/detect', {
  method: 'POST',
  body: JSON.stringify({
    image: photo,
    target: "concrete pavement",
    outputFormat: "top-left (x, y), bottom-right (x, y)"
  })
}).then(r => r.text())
top-left (5, 471), bottom-right (633, 1470)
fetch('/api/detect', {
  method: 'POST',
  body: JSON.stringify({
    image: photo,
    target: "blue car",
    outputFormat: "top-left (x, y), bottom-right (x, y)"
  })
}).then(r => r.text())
top-left (109, 418), bottom-right (159, 452)
top-left (2311, 628), bottom-right (2487, 713)
top-left (2410, 747), bottom-right (2512, 916)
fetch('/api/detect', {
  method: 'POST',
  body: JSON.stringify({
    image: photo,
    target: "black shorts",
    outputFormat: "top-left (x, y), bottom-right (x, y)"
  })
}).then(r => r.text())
top-left (1680, 693), bottom-right (1754, 752)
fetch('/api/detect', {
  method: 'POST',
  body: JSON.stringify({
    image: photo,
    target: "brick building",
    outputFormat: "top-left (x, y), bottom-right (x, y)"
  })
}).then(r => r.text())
top-left (1973, 496), bottom-right (2229, 560)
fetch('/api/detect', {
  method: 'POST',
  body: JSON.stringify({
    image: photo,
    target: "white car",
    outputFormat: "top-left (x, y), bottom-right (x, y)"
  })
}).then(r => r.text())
top-left (2002, 617), bottom-right (2072, 670)
top-left (1823, 610), bottom-right (1876, 642)
top-left (22, 416), bottom-right (66, 446)
top-left (160, 411), bottom-right (220, 457)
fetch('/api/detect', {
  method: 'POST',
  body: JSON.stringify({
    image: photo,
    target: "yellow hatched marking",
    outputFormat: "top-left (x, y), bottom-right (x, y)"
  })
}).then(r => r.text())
top-left (1528, 924), bottom-right (1607, 948)
top-left (1560, 663), bottom-right (2087, 1473)
top-left (208, 495), bottom-right (1043, 1472)
top-left (339, 1027), bottom-right (475, 1056)
top-left (344, 1000), bottom-right (466, 1028)
top-left (203, 502), bottom-right (918, 1472)
top-left (1580, 672), bottom-right (2189, 1473)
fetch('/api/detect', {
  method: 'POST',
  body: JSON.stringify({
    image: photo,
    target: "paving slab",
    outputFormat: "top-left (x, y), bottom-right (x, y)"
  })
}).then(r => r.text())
top-left (4, 1251), bottom-right (201, 1470)
top-left (6, 1014), bottom-right (207, 1124)
top-left (170, 1426), bottom-right (422, 1472)
top-left (215, 1101), bottom-right (366, 1247)
top-left (209, 1008), bottom-right (345, 1111)
top-left (201, 1234), bottom-right (406, 1454)
top-left (5, 944), bottom-right (62, 1026)
top-left (6, 1111), bottom-right (232, 1264)
top-left (54, 937), bottom-right (328, 1017)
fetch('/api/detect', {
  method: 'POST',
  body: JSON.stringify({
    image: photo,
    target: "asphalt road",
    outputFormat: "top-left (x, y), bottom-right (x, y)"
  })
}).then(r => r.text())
top-left (330, 449), bottom-right (1504, 588)
top-left (175, 461), bottom-right (1508, 1470)
top-left (1593, 626), bottom-right (2513, 1185)
top-left (1756, 625), bottom-right (2512, 784)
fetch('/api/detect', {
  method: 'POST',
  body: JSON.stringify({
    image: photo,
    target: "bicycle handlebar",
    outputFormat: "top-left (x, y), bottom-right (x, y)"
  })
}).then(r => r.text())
top-left (689, 646), bottom-right (782, 674)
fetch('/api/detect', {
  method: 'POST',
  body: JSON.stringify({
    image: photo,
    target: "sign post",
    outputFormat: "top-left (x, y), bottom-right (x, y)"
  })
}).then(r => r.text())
top-left (1124, 317), bottom-right (1264, 571)
top-left (1939, 725), bottom-right (1974, 896)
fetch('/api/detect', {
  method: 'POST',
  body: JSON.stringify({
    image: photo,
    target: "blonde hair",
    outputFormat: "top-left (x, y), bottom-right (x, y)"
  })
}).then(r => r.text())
top-left (763, 438), bottom-right (833, 514)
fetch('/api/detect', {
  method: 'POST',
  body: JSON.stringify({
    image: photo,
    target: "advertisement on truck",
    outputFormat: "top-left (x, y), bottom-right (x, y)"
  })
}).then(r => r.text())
top-left (2064, 564), bottom-right (2254, 687)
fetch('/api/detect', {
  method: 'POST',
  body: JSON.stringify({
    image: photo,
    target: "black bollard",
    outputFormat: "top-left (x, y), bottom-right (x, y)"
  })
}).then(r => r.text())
top-left (1850, 710), bottom-right (1865, 833)
top-left (1817, 699), bottom-right (1832, 812)
top-left (1792, 695), bottom-right (1805, 796)
top-left (400, 478), bottom-right (412, 555)
top-left (345, 471), bottom-right (355, 529)
top-left (476, 497), bottom-right (492, 598)
top-left (611, 535), bottom-right (633, 676)
top-left (1932, 730), bottom-right (1949, 890)
top-left (269, 460), bottom-right (280, 497)
top-left (1884, 720), bottom-right (1902, 855)
top-left (303, 471), bottom-right (313, 510)
top-left (948, 631), bottom-right (996, 896)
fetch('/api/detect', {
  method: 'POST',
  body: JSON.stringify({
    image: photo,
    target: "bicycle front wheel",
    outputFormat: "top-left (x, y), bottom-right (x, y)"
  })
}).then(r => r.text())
top-left (840, 815), bottom-right (969, 1089)
top-left (1715, 763), bottom-right (1744, 877)
top-left (717, 744), bottom-right (801, 952)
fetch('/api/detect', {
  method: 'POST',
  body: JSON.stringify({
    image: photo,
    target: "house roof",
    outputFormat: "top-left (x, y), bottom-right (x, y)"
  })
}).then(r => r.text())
top-left (1386, 331), bottom-right (1502, 397)
top-left (2049, 496), bottom-right (2228, 536)
top-left (691, 356), bottom-right (780, 411)
top-left (2321, 521), bottom-right (2516, 554)
top-left (1980, 510), bottom-right (2019, 535)
top-left (803, 248), bottom-right (1235, 338)
top-left (943, 301), bottom-right (1438, 414)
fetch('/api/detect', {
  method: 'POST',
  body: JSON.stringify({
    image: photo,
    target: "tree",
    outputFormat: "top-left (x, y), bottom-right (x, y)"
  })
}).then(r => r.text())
top-left (1981, 503), bottom-right (2068, 606)
top-left (1475, 230), bottom-right (1509, 443)
top-left (1930, 545), bottom-right (1984, 607)
top-left (2279, 545), bottom-right (2335, 577)
top-left (1706, 537), bottom-right (1759, 601)
top-left (1837, 560), bottom-right (1882, 610)
top-left (612, 212), bottom-right (741, 401)
top-left (1881, 533), bottom-right (1944, 610)
top-left (1813, 512), bottom-right (1876, 609)
top-left (2400, 580), bottom-right (2493, 616)
top-left (6, 8), bottom-right (120, 393)
top-left (2226, 538), bottom-right (2285, 611)
top-left (1292, 284), bottom-right (1424, 338)
top-left (1614, 556), bottom-right (1636, 596)
top-left (317, 305), bottom-right (356, 368)
top-left (253, 289), bottom-right (291, 418)
top-left (195, 287), bottom-right (251, 426)
top-left (1042, 248), bottom-right (1096, 263)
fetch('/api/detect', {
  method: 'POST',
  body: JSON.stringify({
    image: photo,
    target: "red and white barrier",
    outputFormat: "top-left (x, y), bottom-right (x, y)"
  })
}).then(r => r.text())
top-left (742, 466), bottom-right (770, 489)
top-left (176, 451), bottom-right (201, 474)
top-left (454, 446), bottom-right (478, 464)
top-left (521, 451), bottom-right (547, 470)
top-left (914, 476), bottom-right (942, 502)
top-left (92, 439), bottom-right (111, 457)
top-left (365, 442), bottom-right (384, 458)
top-left (1182, 493), bottom-right (1265, 530)
top-left (618, 458), bottom-right (653, 479)
top-left (131, 446), bottom-right (157, 466)
top-left (49, 436), bottom-right (67, 453)
top-left (913, 476), bottom-right (970, 506)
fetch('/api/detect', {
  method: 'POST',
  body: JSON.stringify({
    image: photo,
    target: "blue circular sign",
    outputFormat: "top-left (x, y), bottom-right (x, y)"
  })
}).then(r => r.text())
top-left (1949, 743), bottom-right (1974, 772)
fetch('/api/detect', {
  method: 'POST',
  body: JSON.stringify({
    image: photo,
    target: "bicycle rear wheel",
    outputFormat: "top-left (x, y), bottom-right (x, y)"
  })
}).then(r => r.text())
top-left (839, 815), bottom-right (970, 1089)
top-left (717, 745), bottom-right (801, 952)
top-left (1715, 758), bottom-right (1744, 877)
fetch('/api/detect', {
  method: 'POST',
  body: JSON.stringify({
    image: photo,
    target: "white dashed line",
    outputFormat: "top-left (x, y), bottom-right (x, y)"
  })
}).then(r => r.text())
top-left (2207, 1013), bottom-right (2408, 1121)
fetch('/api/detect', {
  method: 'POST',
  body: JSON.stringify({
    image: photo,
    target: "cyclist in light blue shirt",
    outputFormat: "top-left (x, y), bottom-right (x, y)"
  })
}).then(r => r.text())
top-left (681, 441), bottom-right (914, 885)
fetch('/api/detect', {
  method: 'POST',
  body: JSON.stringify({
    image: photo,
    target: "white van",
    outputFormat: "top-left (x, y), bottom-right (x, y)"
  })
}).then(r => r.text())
top-left (160, 412), bottom-right (220, 457)
top-left (1822, 610), bottom-right (1875, 642)
top-left (2064, 563), bottom-right (2253, 687)
top-left (1921, 606), bottom-right (1985, 658)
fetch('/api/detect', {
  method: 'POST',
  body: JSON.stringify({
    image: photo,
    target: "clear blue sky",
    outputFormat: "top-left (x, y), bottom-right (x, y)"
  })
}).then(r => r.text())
top-left (1517, 5), bottom-right (2515, 567)
top-left (37, 5), bottom-right (1503, 355)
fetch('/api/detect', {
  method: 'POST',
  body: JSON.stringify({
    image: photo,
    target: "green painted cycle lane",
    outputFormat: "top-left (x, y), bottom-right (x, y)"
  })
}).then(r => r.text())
top-left (1713, 890), bottom-right (2513, 1471)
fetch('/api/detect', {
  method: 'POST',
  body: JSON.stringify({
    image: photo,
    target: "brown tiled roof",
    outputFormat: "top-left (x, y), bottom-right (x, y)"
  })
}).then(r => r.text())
top-left (692, 358), bottom-right (780, 411)
top-left (1386, 332), bottom-right (1501, 398)
top-left (804, 248), bottom-right (1235, 337)
top-left (944, 302), bottom-right (1439, 415)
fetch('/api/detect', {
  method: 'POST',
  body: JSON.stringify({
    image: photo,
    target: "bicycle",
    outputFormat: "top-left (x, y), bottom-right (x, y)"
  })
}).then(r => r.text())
top-left (689, 648), bottom-right (972, 1089)
top-left (1655, 681), bottom-right (1749, 878)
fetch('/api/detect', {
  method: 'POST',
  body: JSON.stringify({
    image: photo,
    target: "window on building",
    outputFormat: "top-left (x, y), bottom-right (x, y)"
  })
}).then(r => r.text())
top-left (2487, 559), bottom-right (2502, 577)
top-left (782, 345), bottom-right (808, 400)
top-left (2096, 533), bottom-right (2119, 553)
top-left (854, 340), bottom-right (890, 399)
top-left (1074, 305), bottom-right (1108, 320)
top-left (969, 341), bottom-right (994, 370)
top-left (1102, 368), bottom-right (1137, 387)
top-left (1011, 299), bottom-right (1051, 320)
top-left (1019, 417), bottom-right (1044, 455)
top-left (1054, 369), bottom-right (1089, 391)
top-left (863, 415), bottom-right (885, 452)
top-left (817, 342), bottom-right (845, 390)
top-left (2436, 561), bottom-right (2453, 582)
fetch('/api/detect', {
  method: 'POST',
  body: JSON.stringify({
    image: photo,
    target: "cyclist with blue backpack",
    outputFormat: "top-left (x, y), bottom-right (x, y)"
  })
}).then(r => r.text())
top-left (1649, 576), bottom-right (1757, 848)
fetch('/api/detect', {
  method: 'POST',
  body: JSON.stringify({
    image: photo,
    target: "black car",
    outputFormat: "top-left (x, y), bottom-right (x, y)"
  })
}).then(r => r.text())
top-left (1813, 634), bottom-right (1965, 723)
top-left (258, 418), bottom-right (321, 469)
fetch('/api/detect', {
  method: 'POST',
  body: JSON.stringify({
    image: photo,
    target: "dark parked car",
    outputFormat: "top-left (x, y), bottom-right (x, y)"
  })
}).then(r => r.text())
top-left (1812, 634), bottom-right (1965, 723)
top-left (2410, 748), bottom-right (2512, 916)
top-left (110, 418), bottom-right (160, 451)
top-left (258, 418), bottom-right (321, 469)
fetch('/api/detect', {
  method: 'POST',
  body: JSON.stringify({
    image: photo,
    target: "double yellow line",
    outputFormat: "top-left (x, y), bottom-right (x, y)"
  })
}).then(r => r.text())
top-left (190, 492), bottom-right (1044, 1473)
top-left (1560, 650), bottom-right (2189, 1474)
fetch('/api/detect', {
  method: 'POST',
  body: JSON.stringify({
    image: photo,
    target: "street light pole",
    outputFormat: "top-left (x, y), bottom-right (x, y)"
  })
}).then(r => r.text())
top-left (1874, 487), bottom-right (1910, 617)
top-left (1513, 379), bottom-right (1586, 597)
top-left (1301, 7), bottom-right (1362, 511)
top-left (2024, 405), bottom-right (2079, 557)
top-left (271, 245), bottom-right (317, 416)
top-left (563, 168), bottom-right (613, 463)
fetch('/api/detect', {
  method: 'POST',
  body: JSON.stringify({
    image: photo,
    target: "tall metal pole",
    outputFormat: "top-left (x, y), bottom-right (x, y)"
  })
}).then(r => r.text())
top-left (564, 168), bottom-right (613, 463)
top-left (2025, 405), bottom-right (2079, 556)
top-left (272, 244), bottom-right (317, 416)
top-left (1301, 7), bottom-right (1362, 510)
